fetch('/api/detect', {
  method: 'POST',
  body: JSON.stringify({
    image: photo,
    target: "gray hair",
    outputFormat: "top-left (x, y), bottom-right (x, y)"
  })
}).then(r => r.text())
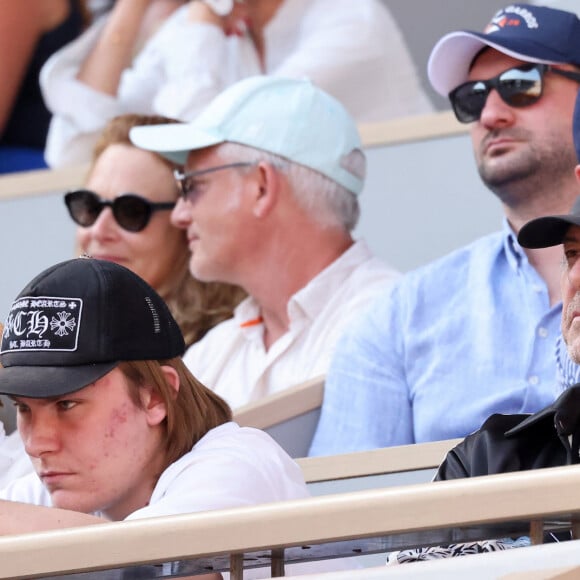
top-left (216, 142), bottom-right (362, 231)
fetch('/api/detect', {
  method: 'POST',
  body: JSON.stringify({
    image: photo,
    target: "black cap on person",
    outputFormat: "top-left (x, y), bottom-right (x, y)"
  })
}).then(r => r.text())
top-left (0, 257), bottom-right (184, 398)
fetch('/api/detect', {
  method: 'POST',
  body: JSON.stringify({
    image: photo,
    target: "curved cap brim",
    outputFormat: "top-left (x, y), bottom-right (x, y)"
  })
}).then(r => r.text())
top-left (517, 216), bottom-right (580, 249)
top-left (129, 123), bottom-right (224, 165)
top-left (0, 361), bottom-right (118, 398)
top-left (428, 31), bottom-right (559, 96)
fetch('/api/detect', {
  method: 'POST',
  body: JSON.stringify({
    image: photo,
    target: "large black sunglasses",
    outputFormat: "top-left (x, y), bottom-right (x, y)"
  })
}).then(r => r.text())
top-left (449, 63), bottom-right (580, 124)
top-left (64, 189), bottom-right (176, 233)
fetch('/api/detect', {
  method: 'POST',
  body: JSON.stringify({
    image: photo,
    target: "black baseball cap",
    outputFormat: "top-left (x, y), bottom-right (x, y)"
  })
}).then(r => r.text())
top-left (517, 89), bottom-right (580, 249)
top-left (0, 258), bottom-right (185, 398)
top-left (518, 196), bottom-right (580, 249)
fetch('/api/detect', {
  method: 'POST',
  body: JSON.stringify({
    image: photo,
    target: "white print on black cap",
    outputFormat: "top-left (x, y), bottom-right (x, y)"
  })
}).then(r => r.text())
top-left (144, 296), bottom-right (161, 334)
top-left (1, 296), bottom-right (83, 353)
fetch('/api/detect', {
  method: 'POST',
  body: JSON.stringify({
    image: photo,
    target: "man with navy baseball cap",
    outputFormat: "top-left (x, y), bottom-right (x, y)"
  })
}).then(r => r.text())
top-left (436, 89), bottom-right (580, 482)
top-left (130, 76), bottom-right (399, 409)
top-left (311, 4), bottom-right (580, 457)
top-left (428, 4), bottom-right (580, 100)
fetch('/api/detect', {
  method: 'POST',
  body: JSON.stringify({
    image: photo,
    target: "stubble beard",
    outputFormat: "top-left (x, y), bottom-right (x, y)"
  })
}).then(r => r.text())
top-left (476, 131), bottom-right (577, 211)
top-left (566, 338), bottom-right (580, 367)
top-left (565, 325), bottom-right (580, 367)
top-left (563, 295), bottom-right (580, 365)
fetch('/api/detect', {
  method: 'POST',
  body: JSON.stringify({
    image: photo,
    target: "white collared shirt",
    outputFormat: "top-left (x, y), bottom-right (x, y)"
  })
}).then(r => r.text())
top-left (183, 239), bottom-right (399, 408)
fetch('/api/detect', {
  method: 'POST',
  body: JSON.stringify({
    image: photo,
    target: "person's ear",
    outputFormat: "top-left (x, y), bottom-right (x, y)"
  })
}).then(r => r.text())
top-left (160, 365), bottom-right (180, 396)
top-left (141, 366), bottom-right (179, 427)
top-left (252, 162), bottom-right (281, 218)
top-left (575, 164), bottom-right (580, 185)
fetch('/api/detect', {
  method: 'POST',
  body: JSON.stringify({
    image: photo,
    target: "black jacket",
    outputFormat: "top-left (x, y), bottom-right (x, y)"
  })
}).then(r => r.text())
top-left (435, 385), bottom-right (580, 481)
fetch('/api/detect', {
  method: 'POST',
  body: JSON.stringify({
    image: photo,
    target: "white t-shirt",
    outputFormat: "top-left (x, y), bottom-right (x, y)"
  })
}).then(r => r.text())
top-left (0, 422), bottom-right (309, 516)
top-left (0, 423), bottom-right (358, 578)
top-left (183, 240), bottom-right (399, 408)
top-left (40, 0), bottom-right (433, 167)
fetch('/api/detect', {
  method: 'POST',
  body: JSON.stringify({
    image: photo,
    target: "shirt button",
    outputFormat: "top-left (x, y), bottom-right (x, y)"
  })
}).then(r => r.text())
top-left (528, 376), bottom-right (539, 386)
top-left (538, 327), bottom-right (548, 338)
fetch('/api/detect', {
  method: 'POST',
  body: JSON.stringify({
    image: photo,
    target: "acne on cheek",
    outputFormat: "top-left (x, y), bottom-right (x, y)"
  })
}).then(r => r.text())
top-left (104, 405), bottom-right (131, 439)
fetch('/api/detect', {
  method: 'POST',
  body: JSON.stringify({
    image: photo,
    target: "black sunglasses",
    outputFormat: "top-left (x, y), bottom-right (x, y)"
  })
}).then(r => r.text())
top-left (64, 189), bottom-right (176, 233)
top-left (449, 63), bottom-right (580, 123)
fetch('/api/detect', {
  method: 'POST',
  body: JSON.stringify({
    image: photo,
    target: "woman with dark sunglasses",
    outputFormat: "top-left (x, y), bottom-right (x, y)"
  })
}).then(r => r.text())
top-left (1, 114), bottom-right (245, 490)
top-left (64, 113), bottom-right (246, 348)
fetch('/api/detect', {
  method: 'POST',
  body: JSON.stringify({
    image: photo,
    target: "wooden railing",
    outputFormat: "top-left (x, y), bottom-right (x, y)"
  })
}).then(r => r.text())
top-left (297, 438), bottom-right (460, 484)
top-left (234, 375), bottom-right (324, 431)
top-left (1, 464), bottom-right (579, 579)
top-left (358, 110), bottom-right (464, 148)
top-left (0, 111), bottom-right (465, 201)
top-left (233, 376), bottom-right (324, 458)
top-left (0, 163), bottom-right (89, 200)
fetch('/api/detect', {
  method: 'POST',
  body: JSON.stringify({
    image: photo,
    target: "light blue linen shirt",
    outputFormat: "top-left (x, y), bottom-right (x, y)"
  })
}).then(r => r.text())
top-left (309, 221), bottom-right (564, 456)
top-left (556, 335), bottom-right (580, 387)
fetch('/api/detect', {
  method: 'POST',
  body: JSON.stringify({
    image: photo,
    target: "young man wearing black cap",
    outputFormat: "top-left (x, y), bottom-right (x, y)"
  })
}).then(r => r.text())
top-left (0, 258), bottom-right (308, 537)
top-left (311, 3), bottom-right (580, 457)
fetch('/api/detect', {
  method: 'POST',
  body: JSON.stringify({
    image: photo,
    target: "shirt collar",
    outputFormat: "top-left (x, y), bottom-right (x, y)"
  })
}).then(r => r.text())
top-left (556, 335), bottom-right (580, 389)
top-left (288, 239), bottom-right (372, 321)
top-left (502, 217), bottom-right (527, 273)
top-left (234, 295), bottom-right (262, 330)
top-left (233, 239), bottom-right (372, 329)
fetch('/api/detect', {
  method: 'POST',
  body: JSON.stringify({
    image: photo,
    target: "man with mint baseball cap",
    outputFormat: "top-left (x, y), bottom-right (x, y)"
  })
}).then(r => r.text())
top-left (130, 75), bottom-right (399, 409)
top-left (130, 75), bottom-right (366, 195)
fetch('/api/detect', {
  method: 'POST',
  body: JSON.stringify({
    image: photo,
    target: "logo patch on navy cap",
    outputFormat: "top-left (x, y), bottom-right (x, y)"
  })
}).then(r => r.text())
top-left (484, 6), bottom-right (539, 34)
top-left (2, 296), bottom-right (83, 353)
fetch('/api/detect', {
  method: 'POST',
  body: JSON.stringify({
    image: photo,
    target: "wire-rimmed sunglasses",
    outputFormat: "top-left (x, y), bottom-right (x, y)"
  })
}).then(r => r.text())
top-left (449, 63), bottom-right (580, 123)
top-left (64, 189), bottom-right (176, 233)
top-left (174, 162), bottom-right (256, 202)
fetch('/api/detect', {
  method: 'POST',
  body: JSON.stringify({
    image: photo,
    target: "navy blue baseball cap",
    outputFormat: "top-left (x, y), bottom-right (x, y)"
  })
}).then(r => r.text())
top-left (428, 4), bottom-right (580, 96)
top-left (0, 258), bottom-right (185, 398)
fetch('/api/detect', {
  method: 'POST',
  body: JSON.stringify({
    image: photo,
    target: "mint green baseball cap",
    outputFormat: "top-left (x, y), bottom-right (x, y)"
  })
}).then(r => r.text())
top-left (130, 76), bottom-right (364, 195)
